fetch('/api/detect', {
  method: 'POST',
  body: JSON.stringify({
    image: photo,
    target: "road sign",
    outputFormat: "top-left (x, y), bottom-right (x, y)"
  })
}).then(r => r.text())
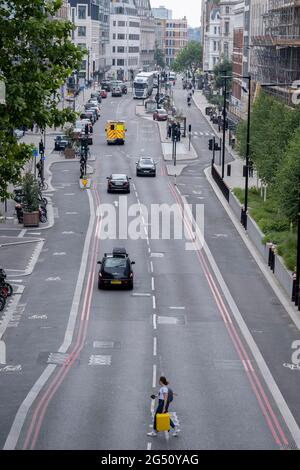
top-left (32, 148), bottom-right (39, 158)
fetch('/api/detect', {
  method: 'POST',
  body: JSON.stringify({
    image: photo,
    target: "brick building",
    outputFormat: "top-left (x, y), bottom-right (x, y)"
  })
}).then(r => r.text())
top-left (164, 17), bottom-right (188, 66)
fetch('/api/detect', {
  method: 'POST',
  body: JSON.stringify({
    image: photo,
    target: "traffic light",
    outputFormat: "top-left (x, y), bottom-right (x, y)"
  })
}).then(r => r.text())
top-left (208, 139), bottom-right (213, 151)
top-left (39, 140), bottom-right (44, 154)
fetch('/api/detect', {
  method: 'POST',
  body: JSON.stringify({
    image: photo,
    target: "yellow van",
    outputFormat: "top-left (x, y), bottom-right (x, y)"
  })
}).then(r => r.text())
top-left (105, 120), bottom-right (127, 145)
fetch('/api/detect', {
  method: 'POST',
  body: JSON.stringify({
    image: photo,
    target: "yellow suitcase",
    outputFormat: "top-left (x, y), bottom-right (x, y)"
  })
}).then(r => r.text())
top-left (156, 413), bottom-right (170, 432)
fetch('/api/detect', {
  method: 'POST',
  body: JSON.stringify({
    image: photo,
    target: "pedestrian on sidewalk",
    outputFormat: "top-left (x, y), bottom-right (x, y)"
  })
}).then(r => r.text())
top-left (147, 376), bottom-right (180, 437)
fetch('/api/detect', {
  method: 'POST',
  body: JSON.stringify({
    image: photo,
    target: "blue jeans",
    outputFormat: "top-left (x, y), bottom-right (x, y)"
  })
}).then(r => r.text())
top-left (154, 399), bottom-right (175, 431)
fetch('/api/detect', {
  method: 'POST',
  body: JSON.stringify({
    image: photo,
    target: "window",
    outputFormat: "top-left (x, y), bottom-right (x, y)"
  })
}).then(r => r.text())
top-left (118, 21), bottom-right (126, 27)
top-left (78, 5), bottom-right (86, 20)
top-left (117, 34), bottom-right (126, 40)
top-left (129, 34), bottom-right (139, 40)
top-left (77, 43), bottom-right (86, 50)
top-left (117, 46), bottom-right (125, 53)
top-left (213, 41), bottom-right (217, 52)
top-left (80, 60), bottom-right (86, 70)
top-left (224, 42), bottom-right (229, 58)
top-left (226, 6), bottom-right (230, 14)
top-left (112, 46), bottom-right (116, 53)
top-left (129, 21), bottom-right (139, 28)
top-left (78, 26), bottom-right (86, 37)
top-left (214, 27), bottom-right (217, 35)
top-left (225, 22), bottom-right (229, 35)
top-left (113, 33), bottom-right (116, 39)
top-left (112, 59), bottom-right (115, 65)
top-left (113, 21), bottom-right (116, 26)
top-left (117, 59), bottom-right (124, 66)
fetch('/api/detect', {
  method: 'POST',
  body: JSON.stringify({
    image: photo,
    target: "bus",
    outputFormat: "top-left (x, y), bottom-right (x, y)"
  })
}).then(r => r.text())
top-left (133, 72), bottom-right (154, 99)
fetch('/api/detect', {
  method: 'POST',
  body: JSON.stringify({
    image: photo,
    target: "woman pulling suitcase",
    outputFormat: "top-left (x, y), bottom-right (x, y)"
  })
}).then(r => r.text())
top-left (147, 376), bottom-right (180, 437)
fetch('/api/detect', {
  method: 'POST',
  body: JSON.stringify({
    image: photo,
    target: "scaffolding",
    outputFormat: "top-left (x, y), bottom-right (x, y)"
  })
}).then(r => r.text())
top-left (251, 0), bottom-right (300, 105)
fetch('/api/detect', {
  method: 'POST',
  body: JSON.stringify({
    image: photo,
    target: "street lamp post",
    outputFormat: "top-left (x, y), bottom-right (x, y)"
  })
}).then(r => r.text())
top-left (221, 75), bottom-right (228, 179)
top-left (156, 74), bottom-right (160, 107)
top-left (295, 179), bottom-right (300, 309)
top-left (241, 74), bottom-right (251, 230)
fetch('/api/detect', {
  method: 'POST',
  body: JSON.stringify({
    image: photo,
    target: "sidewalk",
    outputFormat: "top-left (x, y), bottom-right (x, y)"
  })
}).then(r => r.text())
top-left (0, 85), bottom-right (97, 227)
top-left (192, 90), bottom-right (258, 190)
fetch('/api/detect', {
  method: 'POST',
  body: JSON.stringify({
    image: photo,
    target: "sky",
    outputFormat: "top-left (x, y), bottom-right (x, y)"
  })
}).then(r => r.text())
top-left (150, 0), bottom-right (202, 28)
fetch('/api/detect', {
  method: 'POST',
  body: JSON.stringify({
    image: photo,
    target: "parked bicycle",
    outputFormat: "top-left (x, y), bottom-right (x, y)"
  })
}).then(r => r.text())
top-left (0, 268), bottom-right (13, 297)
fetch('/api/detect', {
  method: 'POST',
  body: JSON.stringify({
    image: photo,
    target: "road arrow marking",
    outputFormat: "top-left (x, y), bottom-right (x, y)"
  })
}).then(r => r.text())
top-left (45, 277), bottom-right (61, 281)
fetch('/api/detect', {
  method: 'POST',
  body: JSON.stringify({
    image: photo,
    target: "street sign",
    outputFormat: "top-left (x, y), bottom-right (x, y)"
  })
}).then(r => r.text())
top-left (32, 148), bottom-right (39, 158)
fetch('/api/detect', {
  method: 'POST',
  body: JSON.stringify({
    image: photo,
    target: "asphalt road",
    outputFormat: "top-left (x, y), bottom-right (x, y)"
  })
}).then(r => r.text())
top-left (0, 85), bottom-right (299, 450)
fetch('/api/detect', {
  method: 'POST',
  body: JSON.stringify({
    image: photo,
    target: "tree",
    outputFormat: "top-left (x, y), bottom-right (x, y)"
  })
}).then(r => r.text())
top-left (236, 90), bottom-right (300, 185)
top-left (213, 59), bottom-right (232, 91)
top-left (172, 41), bottom-right (203, 83)
top-left (274, 130), bottom-right (300, 224)
top-left (154, 42), bottom-right (165, 69)
top-left (0, 0), bottom-right (84, 199)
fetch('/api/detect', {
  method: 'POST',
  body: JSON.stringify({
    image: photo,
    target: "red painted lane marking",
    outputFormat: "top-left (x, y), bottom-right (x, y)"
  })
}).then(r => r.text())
top-left (23, 189), bottom-right (102, 449)
top-left (168, 181), bottom-right (289, 447)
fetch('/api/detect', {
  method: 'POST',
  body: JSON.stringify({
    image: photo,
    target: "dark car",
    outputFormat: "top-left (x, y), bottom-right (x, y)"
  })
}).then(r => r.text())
top-left (153, 108), bottom-right (168, 121)
top-left (107, 174), bottom-right (131, 193)
top-left (136, 157), bottom-right (157, 177)
top-left (101, 80), bottom-right (111, 92)
top-left (54, 135), bottom-right (70, 151)
top-left (80, 111), bottom-right (96, 124)
top-left (90, 91), bottom-right (102, 103)
top-left (97, 247), bottom-right (135, 289)
top-left (85, 105), bottom-right (100, 119)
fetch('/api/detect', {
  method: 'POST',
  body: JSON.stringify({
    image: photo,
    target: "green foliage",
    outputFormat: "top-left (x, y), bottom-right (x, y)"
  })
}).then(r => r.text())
top-left (172, 41), bottom-right (203, 79)
top-left (273, 131), bottom-right (300, 224)
top-left (21, 173), bottom-right (40, 212)
top-left (233, 187), bottom-right (296, 271)
top-left (0, 0), bottom-right (84, 199)
top-left (237, 91), bottom-right (300, 185)
top-left (213, 59), bottom-right (232, 90)
top-left (154, 43), bottom-right (165, 69)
